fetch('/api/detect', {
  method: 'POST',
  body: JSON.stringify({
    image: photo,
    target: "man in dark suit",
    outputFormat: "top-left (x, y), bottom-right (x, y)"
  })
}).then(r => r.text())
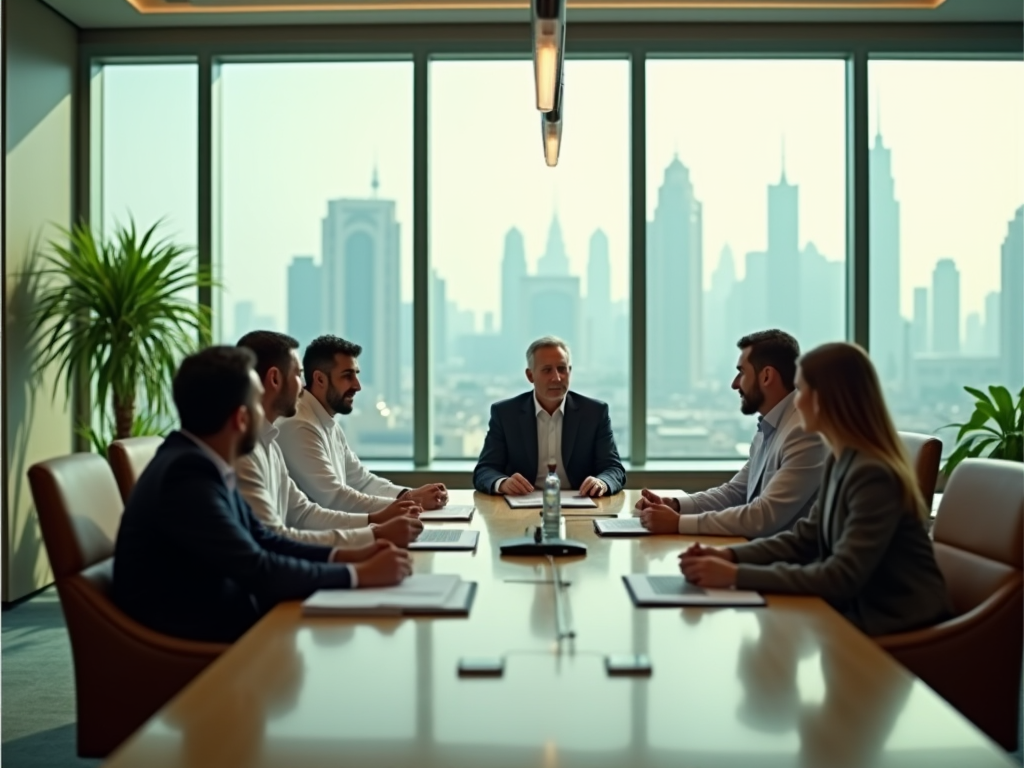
top-left (113, 346), bottom-right (411, 644)
top-left (473, 336), bottom-right (626, 496)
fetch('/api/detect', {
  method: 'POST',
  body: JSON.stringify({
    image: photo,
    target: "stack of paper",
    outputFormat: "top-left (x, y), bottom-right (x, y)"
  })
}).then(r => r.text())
top-left (303, 574), bottom-right (477, 617)
top-left (419, 505), bottom-right (475, 522)
top-left (504, 491), bottom-right (598, 509)
top-left (623, 574), bottom-right (765, 607)
top-left (594, 518), bottom-right (651, 536)
top-left (409, 529), bottom-right (479, 551)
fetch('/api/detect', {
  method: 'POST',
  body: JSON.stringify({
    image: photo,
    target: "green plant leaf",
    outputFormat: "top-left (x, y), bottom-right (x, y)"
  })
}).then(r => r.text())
top-left (28, 216), bottom-right (219, 441)
top-left (964, 386), bottom-right (995, 409)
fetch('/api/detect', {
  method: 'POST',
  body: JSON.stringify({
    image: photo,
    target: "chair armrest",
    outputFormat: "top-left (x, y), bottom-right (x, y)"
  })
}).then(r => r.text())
top-left (63, 575), bottom-right (229, 660)
top-left (876, 578), bottom-right (1021, 652)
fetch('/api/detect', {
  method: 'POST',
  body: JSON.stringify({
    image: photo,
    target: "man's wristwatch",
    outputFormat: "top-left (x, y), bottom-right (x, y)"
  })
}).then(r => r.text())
top-left (397, 488), bottom-right (410, 498)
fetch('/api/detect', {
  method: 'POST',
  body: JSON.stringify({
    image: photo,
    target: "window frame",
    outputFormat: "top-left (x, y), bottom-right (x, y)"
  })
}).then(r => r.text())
top-left (77, 23), bottom-right (1022, 463)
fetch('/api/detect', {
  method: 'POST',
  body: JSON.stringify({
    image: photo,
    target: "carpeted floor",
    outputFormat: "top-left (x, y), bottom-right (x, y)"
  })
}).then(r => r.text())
top-left (1, 587), bottom-right (101, 768)
top-left (1, 586), bottom-right (1021, 767)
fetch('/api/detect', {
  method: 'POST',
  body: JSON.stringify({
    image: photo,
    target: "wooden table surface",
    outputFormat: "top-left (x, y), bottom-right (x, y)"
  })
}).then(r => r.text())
top-left (103, 490), bottom-right (1014, 768)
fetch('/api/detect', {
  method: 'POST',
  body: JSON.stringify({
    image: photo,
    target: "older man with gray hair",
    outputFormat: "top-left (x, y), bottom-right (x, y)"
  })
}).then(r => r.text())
top-left (473, 336), bottom-right (626, 496)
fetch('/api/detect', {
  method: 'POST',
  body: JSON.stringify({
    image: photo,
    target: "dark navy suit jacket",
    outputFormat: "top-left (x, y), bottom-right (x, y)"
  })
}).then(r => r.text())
top-left (113, 431), bottom-right (353, 643)
top-left (473, 391), bottom-right (627, 495)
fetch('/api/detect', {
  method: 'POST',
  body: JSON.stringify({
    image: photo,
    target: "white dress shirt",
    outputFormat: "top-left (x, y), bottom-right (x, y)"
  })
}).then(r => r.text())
top-left (236, 420), bottom-right (374, 558)
top-left (533, 394), bottom-right (570, 488)
top-left (277, 391), bottom-right (406, 514)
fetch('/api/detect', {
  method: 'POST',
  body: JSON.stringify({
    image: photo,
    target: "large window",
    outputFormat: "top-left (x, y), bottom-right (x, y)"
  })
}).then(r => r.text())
top-left (868, 60), bottom-right (1024, 443)
top-left (217, 62), bottom-right (414, 458)
top-left (101, 63), bottom-right (197, 247)
top-left (430, 60), bottom-right (631, 459)
top-left (645, 60), bottom-right (847, 458)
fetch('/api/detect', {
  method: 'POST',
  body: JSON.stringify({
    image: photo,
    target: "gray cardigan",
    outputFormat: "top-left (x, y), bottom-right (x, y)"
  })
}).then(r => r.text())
top-left (729, 448), bottom-right (953, 636)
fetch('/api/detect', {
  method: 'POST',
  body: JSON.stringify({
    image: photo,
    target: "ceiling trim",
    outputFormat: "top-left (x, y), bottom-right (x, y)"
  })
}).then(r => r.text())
top-left (128, 0), bottom-right (946, 12)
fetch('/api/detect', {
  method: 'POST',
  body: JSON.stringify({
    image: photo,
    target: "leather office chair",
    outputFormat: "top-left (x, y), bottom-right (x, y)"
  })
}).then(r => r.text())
top-left (108, 436), bottom-right (163, 504)
top-left (876, 458), bottom-right (1023, 751)
top-left (898, 431), bottom-right (942, 511)
top-left (27, 453), bottom-right (227, 758)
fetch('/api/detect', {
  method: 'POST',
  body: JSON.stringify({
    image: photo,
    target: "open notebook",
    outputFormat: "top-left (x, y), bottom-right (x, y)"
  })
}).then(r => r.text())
top-left (303, 574), bottom-right (477, 617)
top-left (623, 575), bottom-right (765, 607)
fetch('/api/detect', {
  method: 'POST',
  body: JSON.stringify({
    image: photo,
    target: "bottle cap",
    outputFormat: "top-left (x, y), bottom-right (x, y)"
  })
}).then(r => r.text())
top-left (547, 462), bottom-right (557, 473)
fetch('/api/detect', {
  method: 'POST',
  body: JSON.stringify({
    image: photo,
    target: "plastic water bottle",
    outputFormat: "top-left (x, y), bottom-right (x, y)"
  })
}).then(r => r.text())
top-left (542, 462), bottom-right (561, 540)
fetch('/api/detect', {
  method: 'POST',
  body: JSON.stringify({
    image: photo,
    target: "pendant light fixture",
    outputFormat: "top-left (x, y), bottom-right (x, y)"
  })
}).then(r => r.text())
top-left (532, 0), bottom-right (565, 112)
top-left (542, 74), bottom-right (564, 167)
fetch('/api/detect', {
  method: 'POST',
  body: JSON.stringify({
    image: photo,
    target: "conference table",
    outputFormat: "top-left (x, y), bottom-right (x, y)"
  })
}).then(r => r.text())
top-left (103, 490), bottom-right (1014, 768)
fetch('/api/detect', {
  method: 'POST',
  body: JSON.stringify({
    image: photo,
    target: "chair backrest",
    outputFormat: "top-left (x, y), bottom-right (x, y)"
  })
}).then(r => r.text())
top-left (932, 458), bottom-right (1024, 615)
top-left (108, 436), bottom-right (164, 504)
top-left (898, 431), bottom-right (942, 510)
top-left (27, 454), bottom-right (124, 580)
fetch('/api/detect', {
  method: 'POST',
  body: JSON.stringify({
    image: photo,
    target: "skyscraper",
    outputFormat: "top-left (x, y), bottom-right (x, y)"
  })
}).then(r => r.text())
top-left (1001, 205), bottom-right (1023, 386)
top-left (648, 154), bottom-right (703, 403)
top-left (931, 259), bottom-right (960, 354)
top-left (704, 245), bottom-right (737, 386)
top-left (537, 214), bottom-right (570, 276)
top-left (766, 146), bottom-right (800, 337)
top-left (287, 255), bottom-right (323, 346)
top-left (912, 287), bottom-right (929, 355)
top-left (431, 269), bottom-right (447, 366)
top-left (585, 229), bottom-right (612, 369)
top-left (321, 192), bottom-right (401, 404)
top-left (984, 291), bottom-right (1000, 356)
top-left (798, 243), bottom-right (844, 350)
top-left (501, 227), bottom-right (527, 358)
top-left (521, 214), bottom-right (580, 353)
top-left (869, 126), bottom-right (903, 384)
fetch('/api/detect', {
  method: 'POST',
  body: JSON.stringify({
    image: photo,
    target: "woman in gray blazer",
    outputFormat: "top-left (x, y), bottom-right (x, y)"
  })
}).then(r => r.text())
top-left (679, 342), bottom-right (953, 636)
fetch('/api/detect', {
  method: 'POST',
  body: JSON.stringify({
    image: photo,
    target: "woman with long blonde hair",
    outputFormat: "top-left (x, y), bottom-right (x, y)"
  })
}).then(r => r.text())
top-left (680, 342), bottom-right (952, 636)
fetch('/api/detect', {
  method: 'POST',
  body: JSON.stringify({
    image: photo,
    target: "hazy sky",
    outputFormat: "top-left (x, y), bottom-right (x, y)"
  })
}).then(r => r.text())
top-left (101, 57), bottom-right (1022, 334)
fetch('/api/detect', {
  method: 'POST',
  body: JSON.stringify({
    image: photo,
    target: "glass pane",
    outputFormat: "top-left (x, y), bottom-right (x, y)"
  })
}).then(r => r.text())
top-left (99, 63), bottom-right (198, 432)
top-left (646, 60), bottom-right (847, 459)
top-left (430, 60), bottom-right (631, 459)
top-left (868, 60), bottom-right (1024, 446)
top-left (102, 63), bottom-right (198, 247)
top-left (217, 62), bottom-right (414, 458)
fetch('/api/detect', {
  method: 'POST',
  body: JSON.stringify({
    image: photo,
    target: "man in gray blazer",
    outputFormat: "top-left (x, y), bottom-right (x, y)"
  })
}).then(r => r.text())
top-left (637, 330), bottom-right (826, 538)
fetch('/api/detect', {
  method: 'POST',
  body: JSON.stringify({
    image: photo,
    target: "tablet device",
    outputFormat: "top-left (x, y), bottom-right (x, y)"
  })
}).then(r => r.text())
top-left (458, 657), bottom-right (505, 677)
top-left (605, 654), bottom-right (652, 676)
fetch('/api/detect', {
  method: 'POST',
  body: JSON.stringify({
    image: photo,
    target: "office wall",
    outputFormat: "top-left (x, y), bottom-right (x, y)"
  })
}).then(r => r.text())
top-left (3, 0), bottom-right (77, 602)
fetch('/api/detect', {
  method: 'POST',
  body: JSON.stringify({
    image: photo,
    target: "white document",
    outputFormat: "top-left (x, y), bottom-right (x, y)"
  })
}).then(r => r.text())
top-left (303, 574), bottom-right (462, 616)
top-left (408, 529), bottom-right (480, 551)
top-left (419, 505), bottom-right (475, 522)
top-left (594, 518), bottom-right (652, 536)
top-left (505, 491), bottom-right (598, 509)
top-left (623, 574), bottom-right (766, 607)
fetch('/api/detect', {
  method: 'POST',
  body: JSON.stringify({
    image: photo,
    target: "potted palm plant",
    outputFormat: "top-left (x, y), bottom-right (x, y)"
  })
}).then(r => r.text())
top-left (941, 385), bottom-right (1024, 477)
top-left (29, 218), bottom-right (215, 451)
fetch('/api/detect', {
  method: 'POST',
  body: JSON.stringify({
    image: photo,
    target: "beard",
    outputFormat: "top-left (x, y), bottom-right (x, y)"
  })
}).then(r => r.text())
top-left (273, 386), bottom-right (299, 419)
top-left (738, 380), bottom-right (765, 415)
top-left (239, 416), bottom-right (259, 456)
top-left (326, 382), bottom-right (355, 415)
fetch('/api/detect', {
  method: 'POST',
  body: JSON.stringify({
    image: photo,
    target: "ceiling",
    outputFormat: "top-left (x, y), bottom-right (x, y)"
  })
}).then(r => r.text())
top-left (42, 0), bottom-right (1023, 28)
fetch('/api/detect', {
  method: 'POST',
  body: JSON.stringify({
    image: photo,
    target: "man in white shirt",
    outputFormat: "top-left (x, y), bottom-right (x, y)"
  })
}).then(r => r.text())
top-left (277, 334), bottom-right (448, 515)
top-left (636, 329), bottom-right (826, 538)
top-left (472, 336), bottom-right (627, 496)
top-left (235, 332), bottom-right (423, 550)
